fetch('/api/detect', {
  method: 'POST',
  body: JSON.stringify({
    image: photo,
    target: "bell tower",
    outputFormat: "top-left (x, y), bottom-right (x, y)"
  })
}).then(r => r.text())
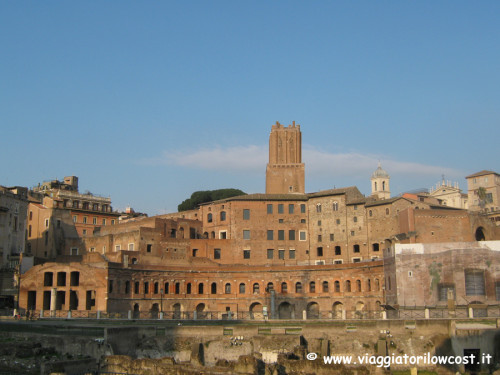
top-left (265, 121), bottom-right (305, 194)
top-left (371, 163), bottom-right (390, 200)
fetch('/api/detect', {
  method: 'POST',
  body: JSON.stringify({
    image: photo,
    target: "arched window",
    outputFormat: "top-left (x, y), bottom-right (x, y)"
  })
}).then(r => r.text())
top-left (253, 283), bottom-right (260, 294)
top-left (186, 283), bottom-right (192, 294)
top-left (345, 280), bottom-right (351, 292)
top-left (333, 202), bottom-right (338, 211)
top-left (334, 280), bottom-right (340, 292)
top-left (207, 213), bottom-right (213, 223)
top-left (134, 281), bottom-right (140, 294)
top-left (220, 211), bottom-right (226, 221)
top-left (211, 231), bottom-right (215, 239)
top-left (225, 283), bottom-right (231, 294)
top-left (144, 282), bottom-right (149, 294)
top-left (382, 181), bottom-right (386, 191)
top-left (164, 282), bottom-right (169, 294)
top-left (239, 283), bottom-right (246, 294)
top-left (295, 282), bottom-right (302, 293)
top-left (322, 281), bottom-right (329, 292)
top-left (385, 208), bottom-right (389, 215)
top-left (267, 282), bottom-right (274, 292)
top-left (367, 279), bottom-right (371, 291)
top-left (281, 282), bottom-right (288, 293)
top-left (154, 282), bottom-right (159, 294)
top-left (356, 280), bottom-right (362, 292)
top-left (316, 204), bottom-right (322, 213)
top-left (211, 282), bottom-right (217, 294)
top-left (369, 210), bottom-right (372, 217)
top-left (309, 281), bottom-right (316, 293)
top-left (198, 283), bottom-right (204, 294)
top-left (375, 279), bottom-right (380, 291)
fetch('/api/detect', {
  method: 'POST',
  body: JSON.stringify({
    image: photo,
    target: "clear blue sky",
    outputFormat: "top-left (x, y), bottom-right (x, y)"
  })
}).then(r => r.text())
top-left (1, 1), bottom-right (499, 215)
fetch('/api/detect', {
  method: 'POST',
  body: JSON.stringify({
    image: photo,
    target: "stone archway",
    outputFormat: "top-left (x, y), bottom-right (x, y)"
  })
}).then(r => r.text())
top-left (306, 302), bottom-right (320, 319)
top-left (332, 301), bottom-right (343, 319)
top-left (173, 303), bottom-right (181, 319)
top-left (278, 302), bottom-right (294, 319)
top-left (150, 303), bottom-right (159, 319)
top-left (196, 303), bottom-right (207, 319)
top-left (249, 302), bottom-right (263, 320)
top-left (475, 227), bottom-right (486, 241)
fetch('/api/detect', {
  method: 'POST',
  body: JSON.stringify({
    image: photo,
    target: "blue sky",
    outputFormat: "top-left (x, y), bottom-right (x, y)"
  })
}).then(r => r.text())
top-left (1, 1), bottom-right (499, 215)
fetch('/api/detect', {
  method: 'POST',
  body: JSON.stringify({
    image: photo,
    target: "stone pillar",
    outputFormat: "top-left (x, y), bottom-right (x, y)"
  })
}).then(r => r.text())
top-left (228, 311), bottom-right (232, 320)
top-left (194, 310), bottom-right (197, 320)
top-left (50, 288), bottom-right (57, 317)
top-left (291, 310), bottom-right (295, 320)
top-left (40, 309), bottom-right (44, 319)
top-left (159, 312), bottom-right (164, 320)
top-left (381, 311), bottom-right (387, 320)
top-left (67, 310), bottom-right (72, 319)
top-left (128, 310), bottom-right (132, 319)
top-left (468, 307), bottom-right (474, 318)
top-left (302, 310), bottom-right (307, 320)
top-left (424, 308), bottom-right (430, 319)
top-left (341, 309), bottom-right (346, 320)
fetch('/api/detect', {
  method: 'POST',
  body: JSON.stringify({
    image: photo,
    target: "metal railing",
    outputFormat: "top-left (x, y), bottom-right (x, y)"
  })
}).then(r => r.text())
top-left (10, 305), bottom-right (500, 322)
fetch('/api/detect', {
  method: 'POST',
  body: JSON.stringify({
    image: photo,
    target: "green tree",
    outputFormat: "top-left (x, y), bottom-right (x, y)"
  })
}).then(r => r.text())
top-left (178, 188), bottom-right (246, 211)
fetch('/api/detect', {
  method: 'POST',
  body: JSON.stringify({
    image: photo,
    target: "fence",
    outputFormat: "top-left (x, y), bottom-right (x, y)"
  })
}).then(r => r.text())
top-left (14, 305), bottom-right (500, 322)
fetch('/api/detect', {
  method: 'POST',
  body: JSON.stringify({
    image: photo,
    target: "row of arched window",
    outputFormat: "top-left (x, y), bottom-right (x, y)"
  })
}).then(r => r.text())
top-left (110, 278), bottom-right (382, 296)
top-left (207, 211), bottom-right (226, 223)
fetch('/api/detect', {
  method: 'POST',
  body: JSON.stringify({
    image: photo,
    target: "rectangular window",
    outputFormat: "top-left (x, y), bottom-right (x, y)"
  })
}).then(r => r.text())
top-left (45, 219), bottom-right (49, 228)
top-left (93, 217), bottom-right (97, 225)
top-left (334, 260), bottom-right (343, 264)
top-left (288, 204), bottom-right (294, 214)
top-left (111, 220), bottom-right (115, 225)
top-left (278, 230), bottom-right (285, 240)
top-left (267, 204), bottom-right (273, 214)
top-left (267, 230), bottom-right (274, 240)
top-left (300, 204), bottom-right (306, 213)
top-left (243, 230), bottom-right (250, 240)
top-left (214, 248), bottom-right (221, 259)
top-left (465, 270), bottom-right (485, 296)
top-left (128, 243), bottom-right (134, 251)
top-left (243, 250), bottom-right (251, 259)
top-left (278, 204), bottom-right (284, 214)
top-left (353, 244), bottom-right (360, 253)
top-left (330, 233), bottom-right (334, 241)
top-left (115, 245), bottom-right (121, 251)
top-left (317, 247), bottom-right (323, 256)
top-left (289, 230), bottom-right (295, 240)
top-left (335, 246), bottom-right (341, 255)
top-left (70, 247), bottom-right (79, 255)
top-left (243, 209), bottom-right (250, 220)
top-left (102, 218), bottom-right (106, 225)
top-left (279, 249), bottom-right (285, 259)
top-left (318, 235), bottom-right (322, 242)
top-left (83, 217), bottom-right (87, 224)
top-left (336, 219), bottom-right (341, 225)
top-left (147, 244), bottom-right (152, 253)
top-left (299, 231), bottom-right (306, 241)
top-left (289, 249), bottom-right (295, 259)
top-left (73, 216), bottom-right (77, 223)
top-left (352, 258), bottom-right (361, 263)
top-left (267, 249), bottom-right (274, 259)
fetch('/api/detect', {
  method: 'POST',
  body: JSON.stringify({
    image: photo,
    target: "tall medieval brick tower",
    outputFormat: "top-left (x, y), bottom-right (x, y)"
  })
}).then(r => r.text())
top-left (266, 121), bottom-right (305, 194)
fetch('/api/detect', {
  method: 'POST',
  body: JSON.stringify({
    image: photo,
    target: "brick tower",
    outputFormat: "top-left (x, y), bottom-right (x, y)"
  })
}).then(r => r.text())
top-left (265, 121), bottom-right (305, 194)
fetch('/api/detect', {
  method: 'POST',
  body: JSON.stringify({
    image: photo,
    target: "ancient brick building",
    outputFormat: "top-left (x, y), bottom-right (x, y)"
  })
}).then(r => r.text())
top-left (19, 122), bottom-right (500, 319)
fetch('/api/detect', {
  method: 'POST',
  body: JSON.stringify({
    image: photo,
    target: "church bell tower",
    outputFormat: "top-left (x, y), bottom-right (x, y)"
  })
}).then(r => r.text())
top-left (265, 121), bottom-right (305, 194)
